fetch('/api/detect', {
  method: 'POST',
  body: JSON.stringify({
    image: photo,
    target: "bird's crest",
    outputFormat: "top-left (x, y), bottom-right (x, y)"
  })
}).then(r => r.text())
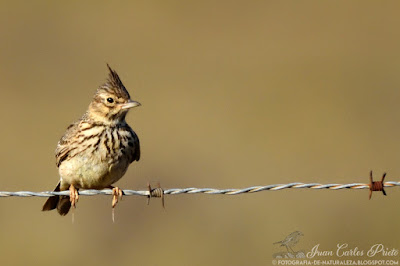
top-left (98, 64), bottom-right (131, 99)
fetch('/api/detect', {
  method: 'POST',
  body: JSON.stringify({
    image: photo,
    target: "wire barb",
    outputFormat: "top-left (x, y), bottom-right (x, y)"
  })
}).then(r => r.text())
top-left (147, 182), bottom-right (165, 208)
top-left (0, 181), bottom-right (399, 198)
top-left (369, 171), bottom-right (387, 199)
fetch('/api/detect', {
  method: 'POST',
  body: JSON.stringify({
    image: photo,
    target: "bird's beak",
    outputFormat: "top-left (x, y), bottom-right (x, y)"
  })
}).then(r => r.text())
top-left (120, 100), bottom-right (141, 110)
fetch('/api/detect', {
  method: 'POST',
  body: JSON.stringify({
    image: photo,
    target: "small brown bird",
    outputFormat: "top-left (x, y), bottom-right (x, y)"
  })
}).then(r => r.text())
top-left (42, 65), bottom-right (141, 216)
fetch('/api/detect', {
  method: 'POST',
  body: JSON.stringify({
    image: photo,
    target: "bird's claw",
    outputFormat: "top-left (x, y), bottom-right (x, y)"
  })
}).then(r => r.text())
top-left (69, 184), bottom-right (79, 208)
top-left (112, 187), bottom-right (123, 208)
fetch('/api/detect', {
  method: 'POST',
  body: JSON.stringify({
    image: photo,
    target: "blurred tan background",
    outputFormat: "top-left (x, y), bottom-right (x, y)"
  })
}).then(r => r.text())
top-left (0, 1), bottom-right (399, 265)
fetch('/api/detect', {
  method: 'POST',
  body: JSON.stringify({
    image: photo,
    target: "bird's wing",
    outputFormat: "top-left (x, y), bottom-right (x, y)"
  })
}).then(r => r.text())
top-left (127, 126), bottom-right (140, 163)
top-left (55, 121), bottom-right (81, 167)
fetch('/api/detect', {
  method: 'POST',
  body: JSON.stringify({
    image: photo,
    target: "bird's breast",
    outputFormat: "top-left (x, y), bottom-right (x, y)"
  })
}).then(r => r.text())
top-left (59, 123), bottom-right (136, 189)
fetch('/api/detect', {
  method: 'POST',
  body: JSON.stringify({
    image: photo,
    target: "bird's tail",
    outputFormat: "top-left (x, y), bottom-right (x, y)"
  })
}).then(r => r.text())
top-left (42, 182), bottom-right (71, 216)
top-left (273, 241), bottom-right (282, 245)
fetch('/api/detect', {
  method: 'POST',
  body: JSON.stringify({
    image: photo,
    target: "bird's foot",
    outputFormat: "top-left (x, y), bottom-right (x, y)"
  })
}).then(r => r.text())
top-left (112, 187), bottom-right (123, 208)
top-left (69, 184), bottom-right (79, 208)
top-left (110, 186), bottom-right (123, 222)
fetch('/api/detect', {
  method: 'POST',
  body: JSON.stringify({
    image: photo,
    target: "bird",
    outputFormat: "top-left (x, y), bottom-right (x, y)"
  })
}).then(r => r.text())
top-left (42, 64), bottom-right (141, 216)
top-left (273, 231), bottom-right (304, 253)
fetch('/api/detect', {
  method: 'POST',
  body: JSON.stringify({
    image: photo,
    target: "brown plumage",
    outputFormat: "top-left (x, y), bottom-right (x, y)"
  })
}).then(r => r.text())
top-left (42, 65), bottom-right (141, 216)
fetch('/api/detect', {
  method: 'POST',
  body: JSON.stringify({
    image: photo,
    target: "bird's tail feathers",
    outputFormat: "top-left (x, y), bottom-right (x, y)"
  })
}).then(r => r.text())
top-left (56, 196), bottom-right (71, 216)
top-left (42, 182), bottom-right (71, 216)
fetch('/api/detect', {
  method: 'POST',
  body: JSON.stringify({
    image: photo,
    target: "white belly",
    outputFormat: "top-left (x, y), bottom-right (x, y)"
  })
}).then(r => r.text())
top-left (58, 150), bottom-right (130, 190)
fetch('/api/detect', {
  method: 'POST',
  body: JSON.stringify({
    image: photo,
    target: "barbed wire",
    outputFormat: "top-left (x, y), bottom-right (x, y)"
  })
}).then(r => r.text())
top-left (0, 181), bottom-right (399, 197)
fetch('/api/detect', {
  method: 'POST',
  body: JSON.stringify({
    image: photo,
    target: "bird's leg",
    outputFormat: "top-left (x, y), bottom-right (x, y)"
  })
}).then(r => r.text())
top-left (110, 186), bottom-right (123, 208)
top-left (109, 186), bottom-right (124, 222)
top-left (69, 184), bottom-right (79, 208)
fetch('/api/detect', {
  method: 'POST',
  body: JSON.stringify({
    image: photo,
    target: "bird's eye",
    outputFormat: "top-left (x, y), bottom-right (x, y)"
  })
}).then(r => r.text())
top-left (107, 97), bottom-right (114, 103)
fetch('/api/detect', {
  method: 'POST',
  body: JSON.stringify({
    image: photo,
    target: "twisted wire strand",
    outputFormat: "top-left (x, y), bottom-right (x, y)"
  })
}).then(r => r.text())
top-left (0, 181), bottom-right (399, 197)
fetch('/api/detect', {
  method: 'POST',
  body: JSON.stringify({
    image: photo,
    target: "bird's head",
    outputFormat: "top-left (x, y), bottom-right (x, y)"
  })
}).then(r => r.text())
top-left (88, 64), bottom-right (140, 125)
top-left (294, 231), bottom-right (304, 237)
